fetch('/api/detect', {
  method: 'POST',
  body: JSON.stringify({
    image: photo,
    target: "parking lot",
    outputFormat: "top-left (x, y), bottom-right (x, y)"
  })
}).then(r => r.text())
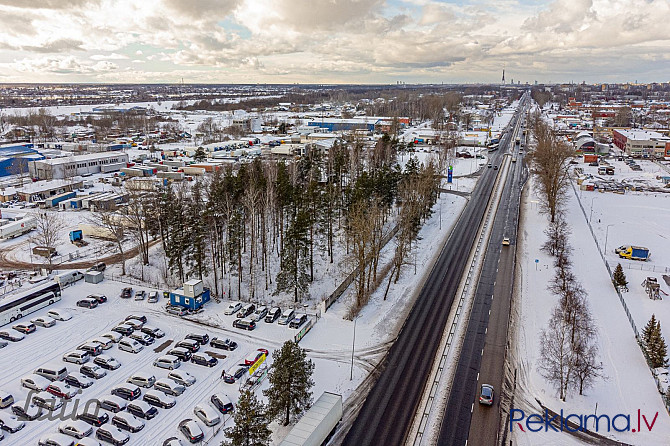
top-left (0, 279), bottom-right (305, 445)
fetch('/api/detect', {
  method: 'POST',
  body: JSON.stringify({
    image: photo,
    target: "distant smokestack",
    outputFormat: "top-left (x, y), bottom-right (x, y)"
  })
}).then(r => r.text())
top-left (502, 69), bottom-right (505, 84)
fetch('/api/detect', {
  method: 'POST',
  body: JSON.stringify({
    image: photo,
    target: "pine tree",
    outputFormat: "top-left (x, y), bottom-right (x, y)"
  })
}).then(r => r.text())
top-left (193, 146), bottom-right (207, 162)
top-left (643, 315), bottom-right (668, 368)
top-left (613, 263), bottom-right (628, 289)
top-left (223, 390), bottom-right (271, 446)
top-left (264, 340), bottom-right (315, 426)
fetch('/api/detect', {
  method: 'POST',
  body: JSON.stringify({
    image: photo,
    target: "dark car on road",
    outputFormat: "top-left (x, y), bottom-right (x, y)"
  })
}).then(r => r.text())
top-left (223, 366), bottom-right (249, 384)
top-left (87, 294), bottom-right (107, 304)
top-left (479, 384), bottom-right (494, 405)
top-left (120, 288), bottom-right (133, 299)
top-left (232, 319), bottom-right (255, 331)
top-left (76, 298), bottom-right (98, 309)
top-left (185, 333), bottom-right (209, 346)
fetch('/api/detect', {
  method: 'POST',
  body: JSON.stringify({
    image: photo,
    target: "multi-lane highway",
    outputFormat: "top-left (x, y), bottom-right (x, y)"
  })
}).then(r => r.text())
top-left (342, 98), bottom-right (528, 446)
top-left (437, 105), bottom-right (527, 445)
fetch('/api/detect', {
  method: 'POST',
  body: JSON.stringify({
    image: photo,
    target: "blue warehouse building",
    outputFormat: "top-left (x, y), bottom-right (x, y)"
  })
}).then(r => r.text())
top-left (0, 143), bottom-right (44, 177)
top-left (307, 119), bottom-right (376, 132)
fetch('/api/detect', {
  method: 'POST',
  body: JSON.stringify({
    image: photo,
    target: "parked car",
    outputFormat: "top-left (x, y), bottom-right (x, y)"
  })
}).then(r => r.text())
top-left (37, 433), bottom-right (75, 446)
top-left (167, 370), bottom-right (196, 387)
top-left (94, 355), bottom-right (121, 370)
top-left (134, 290), bottom-right (146, 301)
top-left (141, 325), bottom-right (165, 338)
top-left (100, 331), bottom-right (122, 343)
top-left (210, 337), bottom-right (237, 351)
top-left (63, 350), bottom-right (90, 365)
top-left (147, 291), bottom-right (159, 303)
top-left (111, 384), bottom-right (141, 401)
top-left (479, 384), bottom-right (494, 405)
top-left (179, 419), bottom-right (204, 444)
top-left (289, 314), bottom-right (308, 329)
top-left (175, 339), bottom-right (200, 353)
top-left (124, 319), bottom-right (144, 330)
top-left (90, 337), bottom-right (114, 350)
top-left (87, 294), bottom-right (107, 304)
top-left (232, 319), bottom-right (256, 331)
top-left (127, 372), bottom-right (156, 389)
top-left (224, 302), bottom-right (242, 315)
top-left (193, 404), bottom-right (220, 427)
top-left (33, 391), bottom-right (63, 410)
top-left (223, 366), bottom-right (249, 384)
top-left (154, 378), bottom-right (185, 396)
top-left (31, 316), bottom-right (56, 328)
top-left (0, 411), bottom-right (25, 432)
top-left (76, 408), bottom-right (109, 427)
top-left (185, 333), bottom-right (209, 345)
top-left (46, 382), bottom-right (78, 399)
top-left (12, 322), bottom-right (36, 334)
top-left (78, 342), bottom-right (103, 357)
top-left (244, 349), bottom-right (268, 366)
top-left (153, 355), bottom-right (181, 370)
top-left (95, 426), bottom-right (129, 446)
top-left (251, 306), bottom-right (268, 322)
top-left (0, 390), bottom-right (12, 409)
top-left (111, 324), bottom-right (134, 336)
top-left (120, 287), bottom-right (133, 299)
top-left (21, 374), bottom-right (51, 391)
top-left (87, 262), bottom-right (106, 273)
top-left (236, 303), bottom-right (255, 318)
top-left (265, 306), bottom-right (281, 323)
top-left (112, 412), bottom-right (145, 433)
top-left (143, 390), bottom-right (176, 409)
top-left (58, 419), bottom-right (93, 439)
top-left (129, 332), bottom-right (154, 346)
top-left (163, 438), bottom-right (183, 446)
top-left (169, 346), bottom-right (193, 361)
top-left (125, 314), bottom-right (148, 324)
top-left (76, 298), bottom-right (98, 309)
top-left (166, 305), bottom-right (188, 316)
top-left (65, 372), bottom-right (94, 389)
top-left (98, 395), bottom-right (127, 413)
top-left (126, 400), bottom-right (158, 420)
top-left (191, 352), bottom-right (217, 367)
top-left (80, 364), bottom-right (107, 379)
top-left (277, 309), bottom-right (295, 325)
top-left (210, 394), bottom-right (234, 414)
top-left (47, 309), bottom-right (72, 321)
top-left (11, 400), bottom-right (43, 420)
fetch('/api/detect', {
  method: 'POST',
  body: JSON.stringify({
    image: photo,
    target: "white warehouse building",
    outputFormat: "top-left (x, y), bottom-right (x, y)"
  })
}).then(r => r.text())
top-left (28, 152), bottom-right (129, 180)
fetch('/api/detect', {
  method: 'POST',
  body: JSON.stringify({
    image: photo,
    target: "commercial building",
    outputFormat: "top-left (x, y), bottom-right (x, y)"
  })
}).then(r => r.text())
top-left (16, 179), bottom-right (83, 202)
top-left (28, 152), bottom-right (129, 180)
top-left (612, 129), bottom-right (669, 158)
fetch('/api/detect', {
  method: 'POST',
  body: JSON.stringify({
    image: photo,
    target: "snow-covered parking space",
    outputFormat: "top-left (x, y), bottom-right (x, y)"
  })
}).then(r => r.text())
top-left (0, 279), bottom-right (310, 445)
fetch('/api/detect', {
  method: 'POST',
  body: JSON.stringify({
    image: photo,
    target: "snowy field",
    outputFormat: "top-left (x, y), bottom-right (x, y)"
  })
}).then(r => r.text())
top-left (513, 178), bottom-right (670, 445)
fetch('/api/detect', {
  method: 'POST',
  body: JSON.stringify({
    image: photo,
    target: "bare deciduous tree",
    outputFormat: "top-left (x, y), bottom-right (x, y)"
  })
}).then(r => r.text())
top-left (31, 211), bottom-right (66, 271)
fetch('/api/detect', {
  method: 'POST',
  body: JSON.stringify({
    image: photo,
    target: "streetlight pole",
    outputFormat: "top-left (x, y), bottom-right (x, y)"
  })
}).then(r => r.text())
top-left (350, 315), bottom-right (358, 381)
top-left (589, 196), bottom-right (596, 224)
top-left (604, 224), bottom-right (615, 254)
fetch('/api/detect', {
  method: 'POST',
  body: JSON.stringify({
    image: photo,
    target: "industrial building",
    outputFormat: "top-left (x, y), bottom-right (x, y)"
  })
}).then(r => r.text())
top-left (15, 179), bottom-right (83, 203)
top-left (28, 152), bottom-right (129, 180)
top-left (0, 143), bottom-right (44, 178)
top-left (612, 129), bottom-right (670, 158)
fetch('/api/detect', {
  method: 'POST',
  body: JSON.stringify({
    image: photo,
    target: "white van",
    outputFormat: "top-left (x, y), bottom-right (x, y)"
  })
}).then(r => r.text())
top-left (118, 339), bottom-right (143, 354)
top-left (277, 308), bottom-right (295, 325)
top-left (55, 270), bottom-right (84, 287)
top-left (35, 363), bottom-right (68, 381)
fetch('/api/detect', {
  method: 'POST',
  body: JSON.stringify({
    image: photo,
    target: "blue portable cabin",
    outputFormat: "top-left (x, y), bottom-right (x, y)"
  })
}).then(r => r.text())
top-left (169, 287), bottom-right (211, 310)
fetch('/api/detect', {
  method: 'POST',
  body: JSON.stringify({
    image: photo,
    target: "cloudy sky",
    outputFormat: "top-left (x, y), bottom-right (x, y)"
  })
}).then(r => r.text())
top-left (0, 0), bottom-right (668, 84)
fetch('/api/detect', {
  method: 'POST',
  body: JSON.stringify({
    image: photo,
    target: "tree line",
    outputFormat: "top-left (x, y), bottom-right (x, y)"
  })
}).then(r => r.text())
top-left (98, 135), bottom-right (441, 313)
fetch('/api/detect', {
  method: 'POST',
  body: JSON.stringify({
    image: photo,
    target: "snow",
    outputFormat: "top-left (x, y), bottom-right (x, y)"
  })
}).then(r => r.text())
top-left (512, 176), bottom-right (670, 445)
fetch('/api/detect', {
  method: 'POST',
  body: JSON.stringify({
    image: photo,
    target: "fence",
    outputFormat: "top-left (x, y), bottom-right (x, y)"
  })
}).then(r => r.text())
top-left (571, 181), bottom-right (670, 414)
top-left (103, 272), bottom-right (163, 290)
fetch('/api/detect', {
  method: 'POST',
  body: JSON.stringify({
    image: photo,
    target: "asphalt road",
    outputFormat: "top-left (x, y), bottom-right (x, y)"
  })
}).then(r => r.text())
top-left (437, 104), bottom-right (528, 446)
top-left (342, 104), bottom-right (526, 446)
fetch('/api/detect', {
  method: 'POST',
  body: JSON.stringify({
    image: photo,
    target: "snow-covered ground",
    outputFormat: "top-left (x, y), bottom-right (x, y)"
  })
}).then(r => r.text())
top-left (512, 178), bottom-right (670, 445)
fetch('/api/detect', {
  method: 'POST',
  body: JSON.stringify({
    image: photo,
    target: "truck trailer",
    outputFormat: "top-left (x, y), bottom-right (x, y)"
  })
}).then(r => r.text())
top-left (0, 217), bottom-right (37, 239)
top-left (280, 392), bottom-right (342, 446)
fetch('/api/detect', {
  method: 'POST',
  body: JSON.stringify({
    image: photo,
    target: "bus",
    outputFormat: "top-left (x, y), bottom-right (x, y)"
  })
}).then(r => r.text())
top-left (0, 281), bottom-right (62, 326)
top-left (487, 143), bottom-right (499, 152)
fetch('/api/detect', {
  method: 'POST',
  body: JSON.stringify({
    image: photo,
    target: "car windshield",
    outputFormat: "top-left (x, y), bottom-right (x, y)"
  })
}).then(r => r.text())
top-left (482, 387), bottom-right (492, 397)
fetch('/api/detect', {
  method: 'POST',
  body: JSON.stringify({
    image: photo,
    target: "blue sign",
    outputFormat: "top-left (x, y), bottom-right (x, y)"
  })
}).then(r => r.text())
top-left (535, 259), bottom-right (539, 263)
top-left (447, 165), bottom-right (453, 184)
